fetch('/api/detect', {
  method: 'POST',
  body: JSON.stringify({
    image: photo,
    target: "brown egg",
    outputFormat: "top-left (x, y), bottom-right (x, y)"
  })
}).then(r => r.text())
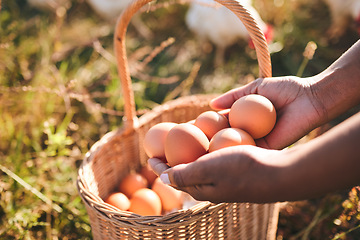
top-left (229, 94), bottom-right (276, 139)
top-left (209, 128), bottom-right (255, 152)
top-left (194, 111), bottom-right (230, 139)
top-left (129, 188), bottom-right (162, 216)
top-left (143, 122), bottom-right (177, 159)
top-left (152, 177), bottom-right (183, 212)
top-left (165, 123), bottom-right (209, 167)
top-left (105, 192), bottom-right (131, 211)
top-left (140, 163), bottom-right (158, 186)
top-left (118, 173), bottom-right (148, 198)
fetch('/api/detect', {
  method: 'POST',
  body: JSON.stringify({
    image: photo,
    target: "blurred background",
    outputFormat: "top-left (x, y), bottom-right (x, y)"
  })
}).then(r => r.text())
top-left (0, 0), bottom-right (359, 239)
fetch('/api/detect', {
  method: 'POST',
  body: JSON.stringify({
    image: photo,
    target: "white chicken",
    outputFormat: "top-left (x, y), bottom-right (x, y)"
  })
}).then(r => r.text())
top-left (27, 0), bottom-right (71, 12)
top-left (27, 0), bottom-right (131, 18)
top-left (185, 0), bottom-right (273, 66)
top-left (86, 0), bottom-right (133, 21)
top-left (323, 0), bottom-right (360, 38)
top-left (86, 0), bottom-right (153, 39)
top-left (27, 0), bottom-right (152, 39)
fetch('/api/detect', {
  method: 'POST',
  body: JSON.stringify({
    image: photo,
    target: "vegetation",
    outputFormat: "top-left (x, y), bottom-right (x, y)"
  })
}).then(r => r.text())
top-left (0, 0), bottom-right (359, 239)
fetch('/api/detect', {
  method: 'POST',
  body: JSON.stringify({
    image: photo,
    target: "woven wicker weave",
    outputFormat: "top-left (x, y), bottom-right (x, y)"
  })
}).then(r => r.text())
top-left (77, 0), bottom-right (280, 239)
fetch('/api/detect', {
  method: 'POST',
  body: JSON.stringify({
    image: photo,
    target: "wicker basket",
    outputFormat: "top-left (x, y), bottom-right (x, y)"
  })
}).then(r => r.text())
top-left (77, 0), bottom-right (280, 239)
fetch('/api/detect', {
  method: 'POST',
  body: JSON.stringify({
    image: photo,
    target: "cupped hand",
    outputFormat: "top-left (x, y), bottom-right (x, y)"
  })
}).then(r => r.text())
top-left (210, 76), bottom-right (326, 149)
top-left (148, 145), bottom-right (285, 204)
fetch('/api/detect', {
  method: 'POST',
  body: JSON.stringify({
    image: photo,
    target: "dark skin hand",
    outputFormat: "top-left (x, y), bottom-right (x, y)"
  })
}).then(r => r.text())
top-left (149, 112), bottom-right (360, 203)
top-left (209, 40), bottom-right (360, 150)
top-left (209, 75), bottom-right (325, 150)
top-left (148, 40), bottom-right (360, 203)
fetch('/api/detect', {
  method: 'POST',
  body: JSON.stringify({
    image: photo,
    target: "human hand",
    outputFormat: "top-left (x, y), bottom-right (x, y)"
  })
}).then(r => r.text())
top-left (210, 76), bottom-right (326, 149)
top-left (148, 112), bottom-right (360, 204)
top-left (148, 146), bottom-right (284, 204)
top-left (146, 42), bottom-right (360, 204)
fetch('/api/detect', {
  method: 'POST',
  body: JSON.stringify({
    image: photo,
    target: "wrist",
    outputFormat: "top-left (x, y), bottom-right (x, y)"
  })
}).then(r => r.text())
top-left (310, 42), bottom-right (360, 123)
top-left (277, 113), bottom-right (360, 201)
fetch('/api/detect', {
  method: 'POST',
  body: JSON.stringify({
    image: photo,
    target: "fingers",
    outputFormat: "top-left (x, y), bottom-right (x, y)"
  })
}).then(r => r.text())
top-left (255, 138), bottom-right (271, 149)
top-left (181, 183), bottom-right (221, 203)
top-left (160, 163), bottom-right (218, 202)
top-left (148, 155), bottom-right (215, 188)
top-left (159, 151), bottom-right (225, 188)
top-left (209, 79), bottom-right (261, 110)
top-left (147, 158), bottom-right (170, 176)
top-left (147, 158), bottom-right (216, 201)
top-left (209, 88), bottom-right (241, 110)
top-left (147, 157), bottom-right (214, 192)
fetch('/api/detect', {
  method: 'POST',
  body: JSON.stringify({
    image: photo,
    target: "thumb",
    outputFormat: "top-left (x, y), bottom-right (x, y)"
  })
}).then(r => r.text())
top-left (159, 163), bottom-right (219, 203)
top-left (209, 78), bottom-right (262, 110)
top-left (160, 161), bottom-right (213, 189)
top-left (159, 164), bottom-right (187, 187)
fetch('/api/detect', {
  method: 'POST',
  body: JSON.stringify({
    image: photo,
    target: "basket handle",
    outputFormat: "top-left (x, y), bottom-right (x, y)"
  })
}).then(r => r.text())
top-left (114, 0), bottom-right (272, 131)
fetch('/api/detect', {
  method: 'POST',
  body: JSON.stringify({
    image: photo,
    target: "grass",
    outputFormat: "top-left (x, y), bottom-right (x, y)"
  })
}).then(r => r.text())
top-left (0, 0), bottom-right (359, 239)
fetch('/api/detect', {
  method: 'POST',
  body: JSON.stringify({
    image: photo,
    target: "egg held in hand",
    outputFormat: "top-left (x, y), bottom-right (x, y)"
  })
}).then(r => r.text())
top-left (209, 128), bottom-right (255, 152)
top-left (104, 192), bottom-right (131, 211)
top-left (165, 123), bottom-right (209, 167)
top-left (229, 94), bottom-right (276, 139)
top-left (143, 122), bottom-right (177, 159)
top-left (194, 110), bottom-right (230, 139)
top-left (129, 188), bottom-right (162, 216)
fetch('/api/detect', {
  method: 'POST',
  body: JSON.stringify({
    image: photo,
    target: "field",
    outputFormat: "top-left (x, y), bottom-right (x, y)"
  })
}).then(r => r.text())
top-left (0, 0), bottom-right (359, 239)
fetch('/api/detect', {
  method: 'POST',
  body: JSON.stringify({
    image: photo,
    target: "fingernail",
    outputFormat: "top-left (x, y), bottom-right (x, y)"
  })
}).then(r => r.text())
top-left (147, 158), bottom-right (157, 165)
top-left (160, 173), bottom-right (171, 185)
